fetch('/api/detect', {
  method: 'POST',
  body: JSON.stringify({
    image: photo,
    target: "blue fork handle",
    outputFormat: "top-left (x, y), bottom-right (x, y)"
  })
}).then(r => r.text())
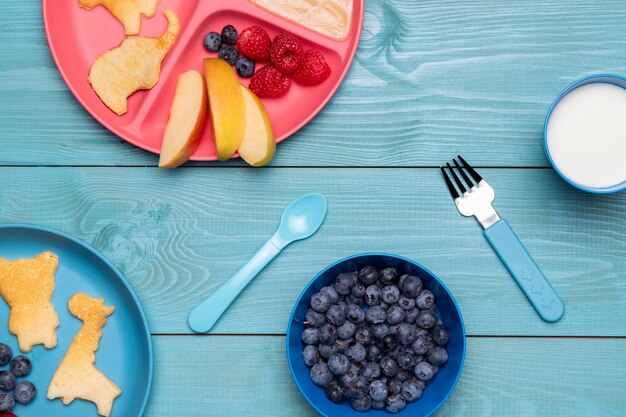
top-left (484, 220), bottom-right (564, 322)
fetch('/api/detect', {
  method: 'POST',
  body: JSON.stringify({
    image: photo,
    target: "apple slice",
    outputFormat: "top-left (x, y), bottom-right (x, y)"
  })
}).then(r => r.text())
top-left (159, 70), bottom-right (207, 168)
top-left (204, 59), bottom-right (246, 160)
top-left (238, 86), bottom-right (276, 167)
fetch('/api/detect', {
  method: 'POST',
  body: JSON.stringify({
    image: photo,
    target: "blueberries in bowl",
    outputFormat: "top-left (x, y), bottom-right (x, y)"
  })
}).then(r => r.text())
top-left (299, 261), bottom-right (454, 413)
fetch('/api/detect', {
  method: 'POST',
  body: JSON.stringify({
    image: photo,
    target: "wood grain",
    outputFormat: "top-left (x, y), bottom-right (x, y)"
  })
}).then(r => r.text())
top-left (146, 336), bottom-right (626, 416)
top-left (0, 167), bottom-right (623, 335)
top-left (3, 1), bottom-right (626, 166)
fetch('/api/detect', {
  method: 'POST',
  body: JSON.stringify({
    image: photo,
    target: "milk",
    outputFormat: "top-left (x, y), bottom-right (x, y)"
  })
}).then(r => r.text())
top-left (546, 82), bottom-right (626, 189)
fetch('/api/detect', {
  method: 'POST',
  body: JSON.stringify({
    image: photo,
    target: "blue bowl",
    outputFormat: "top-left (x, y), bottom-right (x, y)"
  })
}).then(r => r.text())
top-left (544, 73), bottom-right (626, 194)
top-left (286, 253), bottom-right (466, 417)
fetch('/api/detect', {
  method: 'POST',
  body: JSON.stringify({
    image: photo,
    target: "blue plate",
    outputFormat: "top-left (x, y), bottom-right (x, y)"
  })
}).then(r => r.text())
top-left (287, 253), bottom-right (466, 417)
top-left (0, 224), bottom-right (153, 417)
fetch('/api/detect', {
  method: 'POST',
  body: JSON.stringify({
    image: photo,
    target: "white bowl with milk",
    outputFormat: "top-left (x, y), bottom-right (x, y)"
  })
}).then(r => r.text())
top-left (544, 74), bottom-right (626, 193)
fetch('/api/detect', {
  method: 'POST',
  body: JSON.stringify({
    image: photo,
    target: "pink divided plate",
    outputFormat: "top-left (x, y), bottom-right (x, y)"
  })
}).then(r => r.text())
top-left (43, 0), bottom-right (364, 161)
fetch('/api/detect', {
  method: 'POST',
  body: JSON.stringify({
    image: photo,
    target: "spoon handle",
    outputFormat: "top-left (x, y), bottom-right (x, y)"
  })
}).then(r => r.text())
top-left (188, 239), bottom-right (282, 333)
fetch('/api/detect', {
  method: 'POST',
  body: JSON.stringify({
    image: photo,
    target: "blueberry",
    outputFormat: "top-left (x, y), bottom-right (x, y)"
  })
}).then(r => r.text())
top-left (379, 268), bottom-right (399, 285)
top-left (412, 334), bottom-right (434, 355)
top-left (365, 286), bottom-right (382, 306)
top-left (386, 393), bottom-right (407, 413)
top-left (414, 361), bottom-right (435, 381)
top-left (396, 367), bottom-right (412, 382)
top-left (416, 310), bottom-right (438, 330)
top-left (387, 378), bottom-right (402, 396)
top-left (380, 356), bottom-right (398, 377)
top-left (336, 338), bottom-right (352, 355)
top-left (319, 343), bottom-right (337, 359)
top-left (397, 323), bottom-right (417, 345)
top-left (310, 291), bottom-right (332, 313)
top-left (366, 344), bottom-right (381, 362)
top-left (320, 286), bottom-right (340, 304)
top-left (326, 305), bottom-right (346, 327)
top-left (369, 379), bottom-right (388, 402)
top-left (386, 306), bottom-right (405, 325)
top-left (13, 381), bottom-right (36, 405)
top-left (416, 289), bottom-right (435, 309)
top-left (336, 301), bottom-right (348, 314)
top-left (304, 308), bottom-right (326, 328)
top-left (372, 400), bottom-right (386, 410)
top-left (302, 345), bottom-right (319, 366)
top-left (398, 295), bottom-right (415, 310)
top-left (235, 57), bottom-right (255, 77)
top-left (354, 326), bottom-right (373, 346)
top-left (318, 323), bottom-right (337, 345)
top-left (221, 24), bottom-right (238, 45)
top-left (310, 363), bottom-right (333, 387)
top-left (365, 306), bottom-right (387, 324)
top-left (431, 326), bottom-right (450, 346)
top-left (351, 283), bottom-right (366, 298)
top-left (344, 294), bottom-right (364, 307)
top-left (400, 275), bottom-right (422, 297)
top-left (379, 333), bottom-right (397, 353)
top-left (340, 365), bottom-right (359, 387)
top-left (324, 381), bottom-right (344, 403)
top-left (337, 321), bottom-right (356, 339)
top-left (203, 31), bottom-right (222, 52)
top-left (404, 307), bottom-right (419, 323)
top-left (426, 346), bottom-right (449, 366)
top-left (334, 273), bottom-right (355, 295)
top-left (401, 380), bottom-right (423, 403)
top-left (328, 353), bottom-right (351, 376)
top-left (346, 376), bottom-right (368, 399)
top-left (0, 371), bottom-right (16, 391)
top-left (0, 392), bottom-right (14, 413)
top-left (346, 342), bottom-right (367, 363)
top-left (398, 274), bottom-right (409, 289)
top-left (351, 394), bottom-right (372, 412)
top-left (361, 362), bottom-right (381, 381)
top-left (371, 323), bottom-right (390, 339)
top-left (381, 285), bottom-right (400, 304)
top-left (0, 344), bottom-right (11, 366)
top-left (346, 304), bottom-right (365, 324)
top-left (10, 356), bottom-right (31, 377)
top-left (301, 328), bottom-right (319, 345)
top-left (218, 45), bottom-right (239, 65)
top-left (396, 351), bottom-right (417, 370)
top-left (358, 266), bottom-right (379, 286)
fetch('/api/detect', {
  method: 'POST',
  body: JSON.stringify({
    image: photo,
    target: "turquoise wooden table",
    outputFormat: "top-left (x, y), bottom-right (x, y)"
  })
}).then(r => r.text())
top-left (2, 0), bottom-right (626, 415)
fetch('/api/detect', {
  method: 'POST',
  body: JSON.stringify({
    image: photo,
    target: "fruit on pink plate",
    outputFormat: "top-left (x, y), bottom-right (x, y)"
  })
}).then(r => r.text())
top-left (159, 70), bottom-right (207, 168)
top-left (203, 58), bottom-right (246, 160)
top-left (238, 85), bottom-right (275, 167)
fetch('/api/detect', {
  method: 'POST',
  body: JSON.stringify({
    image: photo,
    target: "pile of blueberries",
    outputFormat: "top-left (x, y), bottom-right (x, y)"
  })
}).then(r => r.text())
top-left (301, 266), bottom-right (450, 413)
top-left (0, 343), bottom-right (36, 414)
top-left (203, 25), bottom-right (255, 77)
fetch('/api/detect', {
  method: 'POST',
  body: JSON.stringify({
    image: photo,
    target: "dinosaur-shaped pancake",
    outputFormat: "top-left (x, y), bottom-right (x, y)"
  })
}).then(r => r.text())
top-left (79, 0), bottom-right (161, 35)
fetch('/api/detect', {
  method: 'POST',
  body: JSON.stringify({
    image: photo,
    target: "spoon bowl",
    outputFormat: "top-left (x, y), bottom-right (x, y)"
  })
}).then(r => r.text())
top-left (274, 193), bottom-right (328, 246)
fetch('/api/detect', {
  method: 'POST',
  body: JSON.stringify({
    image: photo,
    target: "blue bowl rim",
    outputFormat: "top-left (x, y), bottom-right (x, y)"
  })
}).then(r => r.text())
top-left (543, 73), bottom-right (626, 194)
top-left (286, 252), bottom-right (466, 417)
top-left (0, 223), bottom-right (154, 417)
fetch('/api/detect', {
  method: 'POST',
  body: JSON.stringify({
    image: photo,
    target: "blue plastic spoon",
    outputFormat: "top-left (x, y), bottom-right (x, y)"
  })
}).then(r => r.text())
top-left (188, 193), bottom-right (328, 333)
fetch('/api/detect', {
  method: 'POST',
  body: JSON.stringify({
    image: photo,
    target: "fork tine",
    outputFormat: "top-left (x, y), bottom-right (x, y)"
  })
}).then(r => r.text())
top-left (453, 158), bottom-right (474, 188)
top-left (458, 155), bottom-right (483, 183)
top-left (440, 166), bottom-right (460, 200)
top-left (446, 162), bottom-right (467, 194)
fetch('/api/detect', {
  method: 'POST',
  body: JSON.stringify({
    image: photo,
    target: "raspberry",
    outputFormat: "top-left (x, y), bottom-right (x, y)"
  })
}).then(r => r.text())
top-left (236, 26), bottom-right (271, 62)
top-left (293, 49), bottom-right (331, 86)
top-left (0, 413), bottom-right (17, 417)
top-left (249, 65), bottom-right (291, 98)
top-left (270, 33), bottom-right (304, 74)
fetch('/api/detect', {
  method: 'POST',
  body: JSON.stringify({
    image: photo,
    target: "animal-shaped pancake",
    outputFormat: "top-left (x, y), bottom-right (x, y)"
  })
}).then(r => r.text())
top-left (0, 252), bottom-right (60, 352)
top-left (48, 293), bottom-right (121, 417)
top-left (88, 10), bottom-right (180, 115)
top-left (79, 0), bottom-right (161, 35)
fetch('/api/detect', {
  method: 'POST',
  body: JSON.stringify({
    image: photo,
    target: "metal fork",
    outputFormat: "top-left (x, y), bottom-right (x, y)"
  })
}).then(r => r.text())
top-left (441, 156), bottom-right (564, 322)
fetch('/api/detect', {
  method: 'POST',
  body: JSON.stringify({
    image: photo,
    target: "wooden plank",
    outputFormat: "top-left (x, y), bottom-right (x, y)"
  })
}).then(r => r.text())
top-left (3, 1), bottom-right (626, 166)
top-left (0, 167), bottom-right (623, 335)
top-left (145, 336), bottom-right (626, 416)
